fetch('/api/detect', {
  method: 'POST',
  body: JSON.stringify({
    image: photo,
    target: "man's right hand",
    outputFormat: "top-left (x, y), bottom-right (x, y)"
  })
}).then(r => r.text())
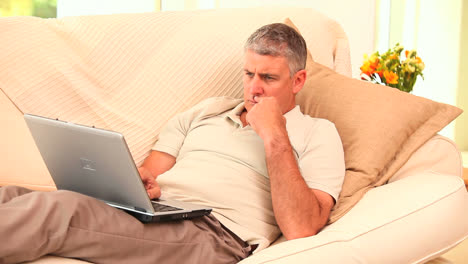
top-left (138, 166), bottom-right (161, 199)
top-left (138, 150), bottom-right (176, 199)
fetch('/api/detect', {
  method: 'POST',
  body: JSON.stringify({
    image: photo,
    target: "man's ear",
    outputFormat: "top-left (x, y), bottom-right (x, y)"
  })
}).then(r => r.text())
top-left (292, 69), bottom-right (307, 94)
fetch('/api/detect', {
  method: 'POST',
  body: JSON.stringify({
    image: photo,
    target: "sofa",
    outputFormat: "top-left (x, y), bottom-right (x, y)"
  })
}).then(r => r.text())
top-left (1, 7), bottom-right (467, 264)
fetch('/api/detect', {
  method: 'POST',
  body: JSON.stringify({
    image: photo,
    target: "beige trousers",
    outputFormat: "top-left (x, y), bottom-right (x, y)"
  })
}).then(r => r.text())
top-left (0, 186), bottom-right (251, 264)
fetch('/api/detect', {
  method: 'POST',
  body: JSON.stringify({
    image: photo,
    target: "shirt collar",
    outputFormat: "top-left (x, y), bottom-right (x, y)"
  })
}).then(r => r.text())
top-left (284, 105), bottom-right (302, 120)
top-left (226, 101), bottom-right (246, 126)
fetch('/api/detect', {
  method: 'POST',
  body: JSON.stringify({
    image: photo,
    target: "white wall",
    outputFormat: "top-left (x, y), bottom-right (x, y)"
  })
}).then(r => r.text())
top-left (56, 0), bottom-right (156, 18)
top-left (161, 0), bottom-right (216, 10)
top-left (412, 0), bottom-right (462, 103)
top-left (408, 0), bottom-right (463, 138)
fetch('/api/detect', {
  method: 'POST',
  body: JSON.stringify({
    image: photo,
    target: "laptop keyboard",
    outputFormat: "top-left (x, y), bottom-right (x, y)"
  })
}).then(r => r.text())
top-left (152, 202), bottom-right (182, 212)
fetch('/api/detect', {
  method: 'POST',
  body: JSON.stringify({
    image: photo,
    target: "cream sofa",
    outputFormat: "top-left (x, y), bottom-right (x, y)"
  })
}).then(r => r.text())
top-left (1, 7), bottom-right (467, 264)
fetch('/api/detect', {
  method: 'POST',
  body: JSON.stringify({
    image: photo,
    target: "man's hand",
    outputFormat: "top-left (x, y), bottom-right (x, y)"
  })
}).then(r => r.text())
top-left (138, 150), bottom-right (176, 199)
top-left (138, 166), bottom-right (161, 199)
top-left (246, 97), bottom-right (287, 141)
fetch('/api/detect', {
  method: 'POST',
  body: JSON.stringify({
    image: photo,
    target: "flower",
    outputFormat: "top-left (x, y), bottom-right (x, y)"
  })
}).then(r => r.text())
top-left (383, 70), bottom-right (398, 84)
top-left (360, 54), bottom-right (380, 76)
top-left (360, 43), bottom-right (425, 93)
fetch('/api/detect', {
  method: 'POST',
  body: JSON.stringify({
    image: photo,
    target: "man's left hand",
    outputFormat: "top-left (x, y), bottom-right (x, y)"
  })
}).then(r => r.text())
top-left (246, 97), bottom-right (287, 141)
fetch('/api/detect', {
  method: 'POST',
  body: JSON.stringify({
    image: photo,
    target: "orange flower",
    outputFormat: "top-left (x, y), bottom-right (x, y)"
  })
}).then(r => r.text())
top-left (383, 70), bottom-right (398, 84)
top-left (360, 56), bottom-right (380, 76)
top-left (360, 61), bottom-right (374, 75)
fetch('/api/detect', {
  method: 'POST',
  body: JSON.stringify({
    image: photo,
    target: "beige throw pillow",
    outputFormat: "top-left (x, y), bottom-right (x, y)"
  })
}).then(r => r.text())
top-left (285, 18), bottom-right (463, 223)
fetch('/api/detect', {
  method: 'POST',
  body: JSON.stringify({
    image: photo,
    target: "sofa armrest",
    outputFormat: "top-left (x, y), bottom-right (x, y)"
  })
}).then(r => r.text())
top-left (390, 135), bottom-right (463, 183)
top-left (0, 88), bottom-right (55, 190)
top-left (240, 172), bottom-right (468, 264)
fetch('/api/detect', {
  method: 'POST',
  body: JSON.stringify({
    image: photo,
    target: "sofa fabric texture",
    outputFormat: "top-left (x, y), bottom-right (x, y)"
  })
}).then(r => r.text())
top-left (0, 7), bottom-right (349, 188)
top-left (0, 7), bottom-right (467, 264)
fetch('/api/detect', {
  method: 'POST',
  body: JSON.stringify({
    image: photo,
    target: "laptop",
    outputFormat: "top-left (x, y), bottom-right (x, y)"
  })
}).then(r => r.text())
top-left (24, 113), bottom-right (212, 223)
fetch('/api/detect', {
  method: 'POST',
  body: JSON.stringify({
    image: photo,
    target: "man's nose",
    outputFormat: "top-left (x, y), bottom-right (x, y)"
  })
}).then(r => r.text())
top-left (249, 75), bottom-right (264, 94)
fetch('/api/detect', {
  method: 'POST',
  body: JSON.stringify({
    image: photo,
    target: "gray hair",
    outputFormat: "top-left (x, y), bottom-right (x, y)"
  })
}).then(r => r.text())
top-left (244, 23), bottom-right (307, 76)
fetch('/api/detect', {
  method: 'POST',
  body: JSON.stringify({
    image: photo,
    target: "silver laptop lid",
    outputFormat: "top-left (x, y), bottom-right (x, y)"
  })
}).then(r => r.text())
top-left (24, 114), bottom-right (155, 213)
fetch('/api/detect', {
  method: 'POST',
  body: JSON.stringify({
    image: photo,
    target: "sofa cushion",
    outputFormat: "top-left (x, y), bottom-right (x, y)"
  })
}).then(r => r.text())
top-left (284, 17), bottom-right (462, 222)
top-left (302, 62), bottom-right (461, 222)
top-left (297, 52), bottom-right (462, 223)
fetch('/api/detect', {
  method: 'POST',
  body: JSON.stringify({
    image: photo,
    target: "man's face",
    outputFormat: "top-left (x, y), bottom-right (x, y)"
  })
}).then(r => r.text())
top-left (243, 49), bottom-right (300, 114)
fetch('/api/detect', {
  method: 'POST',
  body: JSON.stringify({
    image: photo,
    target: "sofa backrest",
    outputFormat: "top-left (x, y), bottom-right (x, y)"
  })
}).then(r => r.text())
top-left (0, 7), bottom-right (350, 190)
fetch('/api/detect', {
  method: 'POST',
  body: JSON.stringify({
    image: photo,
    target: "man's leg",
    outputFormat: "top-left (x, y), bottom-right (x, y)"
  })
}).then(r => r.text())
top-left (0, 186), bottom-right (250, 264)
top-left (0, 185), bottom-right (34, 203)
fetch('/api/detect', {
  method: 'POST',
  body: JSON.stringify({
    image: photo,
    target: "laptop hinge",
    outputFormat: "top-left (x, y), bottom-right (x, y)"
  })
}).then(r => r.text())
top-left (134, 206), bottom-right (147, 213)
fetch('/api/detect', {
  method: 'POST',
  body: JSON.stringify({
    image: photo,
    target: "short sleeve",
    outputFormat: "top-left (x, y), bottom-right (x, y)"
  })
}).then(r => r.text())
top-left (152, 97), bottom-right (242, 158)
top-left (299, 119), bottom-right (345, 202)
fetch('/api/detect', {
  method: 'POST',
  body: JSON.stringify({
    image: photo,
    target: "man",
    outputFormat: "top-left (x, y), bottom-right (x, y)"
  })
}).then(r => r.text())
top-left (0, 23), bottom-right (344, 264)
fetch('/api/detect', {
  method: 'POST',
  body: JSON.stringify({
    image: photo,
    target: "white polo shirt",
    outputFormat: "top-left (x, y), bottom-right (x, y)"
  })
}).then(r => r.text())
top-left (153, 97), bottom-right (345, 251)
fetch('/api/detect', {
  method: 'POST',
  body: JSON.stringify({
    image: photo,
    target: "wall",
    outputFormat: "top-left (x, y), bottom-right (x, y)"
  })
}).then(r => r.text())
top-left (456, 3), bottom-right (468, 151)
top-left (413, 0), bottom-right (462, 139)
top-left (56, 0), bottom-right (157, 17)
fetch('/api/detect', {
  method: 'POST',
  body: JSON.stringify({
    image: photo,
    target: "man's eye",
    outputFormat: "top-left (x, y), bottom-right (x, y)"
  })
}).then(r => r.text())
top-left (245, 72), bottom-right (254, 78)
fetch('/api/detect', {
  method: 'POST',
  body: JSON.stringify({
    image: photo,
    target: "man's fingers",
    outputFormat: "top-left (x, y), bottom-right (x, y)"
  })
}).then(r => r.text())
top-left (147, 185), bottom-right (161, 199)
top-left (138, 167), bottom-right (153, 184)
top-left (137, 166), bottom-right (161, 199)
top-left (253, 96), bottom-right (268, 104)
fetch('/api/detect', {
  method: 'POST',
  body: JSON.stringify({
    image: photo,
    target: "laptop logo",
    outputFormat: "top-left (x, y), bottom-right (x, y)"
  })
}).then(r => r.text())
top-left (80, 158), bottom-right (96, 172)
